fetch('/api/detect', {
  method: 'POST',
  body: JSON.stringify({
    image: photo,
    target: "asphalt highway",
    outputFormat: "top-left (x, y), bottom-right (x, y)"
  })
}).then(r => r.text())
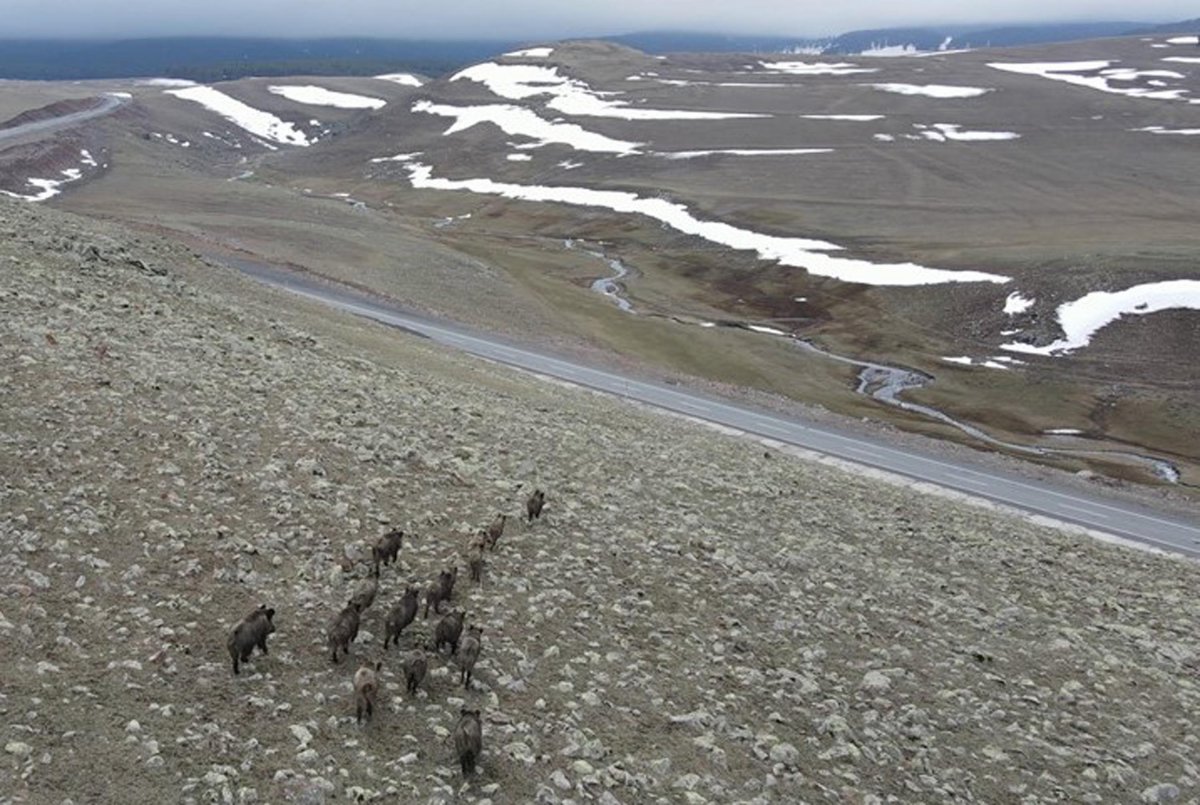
top-left (226, 256), bottom-right (1200, 560)
top-left (0, 94), bottom-right (126, 146)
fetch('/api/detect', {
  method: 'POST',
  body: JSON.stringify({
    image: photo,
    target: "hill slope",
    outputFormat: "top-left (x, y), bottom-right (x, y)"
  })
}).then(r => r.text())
top-left (2, 198), bottom-right (1200, 802)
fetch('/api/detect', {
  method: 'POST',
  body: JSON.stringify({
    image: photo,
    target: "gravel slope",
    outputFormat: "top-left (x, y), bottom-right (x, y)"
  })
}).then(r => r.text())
top-left (2, 197), bottom-right (1199, 804)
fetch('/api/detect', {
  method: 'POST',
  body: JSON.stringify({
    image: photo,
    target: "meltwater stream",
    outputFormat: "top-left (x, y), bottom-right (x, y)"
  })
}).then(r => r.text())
top-left (563, 238), bottom-right (1181, 484)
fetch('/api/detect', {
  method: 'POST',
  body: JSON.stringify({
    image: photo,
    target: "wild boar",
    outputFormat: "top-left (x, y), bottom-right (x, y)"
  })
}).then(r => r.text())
top-left (453, 708), bottom-right (483, 776)
top-left (423, 568), bottom-right (456, 618)
top-left (458, 625), bottom-right (483, 689)
top-left (371, 528), bottom-right (404, 574)
top-left (467, 547), bottom-right (484, 584)
top-left (525, 489), bottom-right (546, 523)
top-left (433, 609), bottom-right (465, 655)
top-left (384, 586), bottom-right (420, 648)
top-left (405, 649), bottom-right (428, 694)
top-left (484, 514), bottom-right (507, 550)
top-left (350, 570), bottom-right (379, 613)
top-left (328, 601), bottom-right (362, 663)
top-left (354, 661), bottom-right (382, 724)
top-left (227, 605), bottom-right (275, 676)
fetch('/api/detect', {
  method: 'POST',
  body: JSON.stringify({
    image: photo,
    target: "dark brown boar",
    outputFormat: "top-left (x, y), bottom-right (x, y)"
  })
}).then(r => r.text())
top-left (423, 567), bottom-right (456, 618)
top-left (227, 604), bottom-right (275, 675)
top-left (458, 625), bottom-right (483, 689)
top-left (525, 489), bottom-right (546, 523)
top-left (371, 528), bottom-right (404, 574)
top-left (405, 649), bottom-right (428, 694)
top-left (328, 601), bottom-right (362, 663)
top-left (453, 708), bottom-right (483, 776)
top-left (384, 586), bottom-right (420, 648)
top-left (433, 609), bottom-right (465, 655)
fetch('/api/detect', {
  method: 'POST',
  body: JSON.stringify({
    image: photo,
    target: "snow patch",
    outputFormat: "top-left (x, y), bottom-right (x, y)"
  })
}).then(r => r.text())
top-left (1045, 428), bottom-right (1084, 435)
top-left (868, 83), bottom-right (991, 98)
top-left (760, 61), bottom-right (877, 75)
top-left (1004, 292), bottom-right (1035, 314)
top-left (412, 100), bottom-right (642, 154)
top-left (989, 61), bottom-right (1196, 103)
top-left (802, 114), bottom-right (884, 121)
top-left (658, 148), bottom-right (832, 159)
top-left (917, 123), bottom-right (1019, 141)
top-left (138, 78), bottom-right (197, 87)
top-left (1001, 280), bottom-right (1200, 356)
top-left (374, 73), bottom-right (423, 87)
top-left (452, 62), bottom-right (767, 120)
top-left (1163, 56), bottom-right (1200, 64)
top-left (401, 161), bottom-right (1010, 287)
top-left (1133, 125), bottom-right (1200, 135)
top-left (506, 153), bottom-right (532, 161)
top-left (80, 149), bottom-right (98, 167)
top-left (268, 85), bottom-right (386, 110)
top-left (1166, 36), bottom-right (1199, 45)
top-left (506, 47), bottom-right (554, 58)
top-left (1, 168), bottom-right (84, 202)
top-left (165, 86), bottom-right (311, 146)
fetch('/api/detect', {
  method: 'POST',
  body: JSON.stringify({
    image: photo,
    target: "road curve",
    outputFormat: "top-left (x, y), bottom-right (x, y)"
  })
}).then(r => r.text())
top-left (0, 94), bottom-right (127, 146)
top-left (224, 255), bottom-right (1200, 560)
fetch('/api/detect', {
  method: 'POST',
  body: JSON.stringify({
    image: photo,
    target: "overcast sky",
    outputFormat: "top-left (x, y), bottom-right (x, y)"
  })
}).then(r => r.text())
top-left (1, 0), bottom-right (1195, 39)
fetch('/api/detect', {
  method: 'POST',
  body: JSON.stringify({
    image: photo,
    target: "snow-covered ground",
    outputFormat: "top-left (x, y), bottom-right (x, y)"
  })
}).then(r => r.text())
top-left (452, 62), bottom-right (767, 120)
top-left (412, 100), bottom-right (642, 154)
top-left (868, 83), bottom-right (992, 98)
top-left (989, 61), bottom-right (1197, 103)
top-left (268, 85), bottom-right (386, 110)
top-left (1001, 280), bottom-right (1200, 356)
top-left (165, 86), bottom-right (312, 146)
top-left (390, 158), bottom-right (1010, 287)
top-left (759, 61), bottom-right (877, 75)
top-left (1163, 57), bottom-right (1200, 64)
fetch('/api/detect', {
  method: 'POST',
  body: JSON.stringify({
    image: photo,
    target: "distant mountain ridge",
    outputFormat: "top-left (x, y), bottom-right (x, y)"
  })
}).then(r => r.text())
top-left (0, 19), bottom-right (1193, 81)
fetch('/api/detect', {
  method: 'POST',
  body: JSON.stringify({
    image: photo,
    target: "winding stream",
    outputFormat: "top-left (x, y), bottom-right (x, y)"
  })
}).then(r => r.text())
top-left (564, 238), bottom-right (1180, 483)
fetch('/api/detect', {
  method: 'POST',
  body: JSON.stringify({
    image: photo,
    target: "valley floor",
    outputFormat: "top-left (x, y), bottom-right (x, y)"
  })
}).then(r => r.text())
top-left (2, 198), bottom-right (1200, 803)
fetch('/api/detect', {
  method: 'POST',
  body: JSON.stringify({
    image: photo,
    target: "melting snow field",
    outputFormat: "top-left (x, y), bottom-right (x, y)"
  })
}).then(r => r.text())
top-left (1001, 280), bottom-right (1200, 356)
top-left (989, 61), bottom-right (1197, 103)
top-left (868, 83), bottom-right (992, 98)
top-left (268, 85), bottom-right (386, 110)
top-left (165, 86), bottom-right (311, 146)
top-left (374, 73), bottom-right (424, 86)
top-left (412, 100), bottom-right (642, 154)
top-left (452, 62), bottom-right (768, 120)
top-left (392, 159), bottom-right (1010, 287)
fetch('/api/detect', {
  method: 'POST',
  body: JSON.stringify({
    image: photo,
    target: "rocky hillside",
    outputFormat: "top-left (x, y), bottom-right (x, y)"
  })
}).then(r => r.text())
top-left (1, 196), bottom-right (1199, 803)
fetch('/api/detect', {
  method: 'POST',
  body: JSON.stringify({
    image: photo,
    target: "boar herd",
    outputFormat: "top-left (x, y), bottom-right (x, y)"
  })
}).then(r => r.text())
top-left (225, 488), bottom-right (547, 777)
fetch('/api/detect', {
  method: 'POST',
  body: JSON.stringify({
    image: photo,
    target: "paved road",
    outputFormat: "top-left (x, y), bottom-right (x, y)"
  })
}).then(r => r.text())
top-left (0, 94), bottom-right (127, 146)
top-left (224, 256), bottom-right (1200, 560)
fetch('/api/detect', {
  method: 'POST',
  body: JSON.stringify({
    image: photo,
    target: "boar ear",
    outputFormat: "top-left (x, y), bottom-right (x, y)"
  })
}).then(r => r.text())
top-left (265, 608), bottom-right (276, 619)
